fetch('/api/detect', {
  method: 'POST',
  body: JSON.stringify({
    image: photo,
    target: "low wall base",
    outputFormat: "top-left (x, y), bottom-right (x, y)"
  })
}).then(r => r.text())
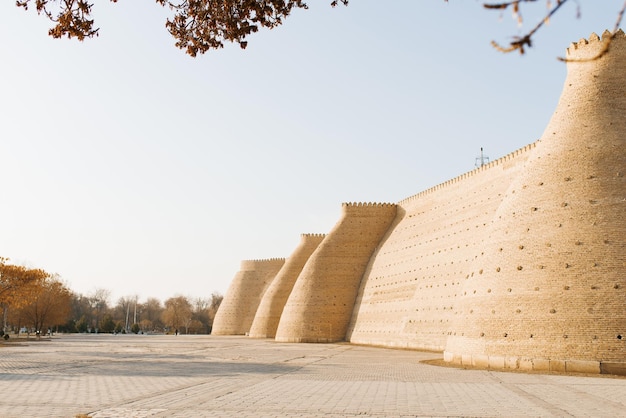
top-left (275, 337), bottom-right (344, 343)
top-left (443, 351), bottom-right (626, 376)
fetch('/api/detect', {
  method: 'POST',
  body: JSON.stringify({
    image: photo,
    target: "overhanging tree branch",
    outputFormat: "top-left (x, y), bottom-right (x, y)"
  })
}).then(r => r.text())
top-left (13, 0), bottom-right (625, 57)
top-left (486, 0), bottom-right (571, 54)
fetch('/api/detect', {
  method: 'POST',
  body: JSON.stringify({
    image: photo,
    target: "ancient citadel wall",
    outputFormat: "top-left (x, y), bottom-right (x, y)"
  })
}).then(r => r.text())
top-left (248, 233), bottom-right (326, 338)
top-left (444, 31), bottom-right (626, 374)
top-left (211, 258), bottom-right (285, 335)
top-left (275, 203), bottom-right (397, 343)
top-left (346, 143), bottom-right (535, 351)
top-left (215, 31), bottom-right (625, 373)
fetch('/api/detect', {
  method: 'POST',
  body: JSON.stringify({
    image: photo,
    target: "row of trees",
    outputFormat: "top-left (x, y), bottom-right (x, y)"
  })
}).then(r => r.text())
top-left (0, 258), bottom-right (223, 337)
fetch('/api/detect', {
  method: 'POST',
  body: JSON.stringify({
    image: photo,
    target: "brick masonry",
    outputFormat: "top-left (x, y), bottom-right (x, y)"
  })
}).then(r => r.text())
top-left (444, 30), bottom-right (626, 371)
top-left (248, 233), bottom-right (326, 338)
top-left (211, 258), bottom-right (285, 335)
top-left (215, 31), bottom-right (626, 373)
top-left (275, 203), bottom-right (398, 343)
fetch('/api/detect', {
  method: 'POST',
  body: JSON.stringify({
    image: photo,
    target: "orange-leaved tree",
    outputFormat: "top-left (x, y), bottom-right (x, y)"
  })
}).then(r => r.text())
top-left (10, 274), bottom-right (73, 333)
top-left (0, 258), bottom-right (49, 310)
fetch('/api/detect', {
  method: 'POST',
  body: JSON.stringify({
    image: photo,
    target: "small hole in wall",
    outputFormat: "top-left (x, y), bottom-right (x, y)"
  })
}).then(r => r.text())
top-left (618, 335), bottom-right (623, 340)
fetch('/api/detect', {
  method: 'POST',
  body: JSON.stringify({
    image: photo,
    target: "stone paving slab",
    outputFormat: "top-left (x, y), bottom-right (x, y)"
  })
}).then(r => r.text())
top-left (0, 334), bottom-right (624, 417)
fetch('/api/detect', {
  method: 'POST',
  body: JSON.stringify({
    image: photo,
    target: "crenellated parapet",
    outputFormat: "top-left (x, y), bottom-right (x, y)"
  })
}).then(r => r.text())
top-left (301, 233), bottom-right (326, 238)
top-left (240, 258), bottom-right (285, 267)
top-left (565, 29), bottom-right (625, 60)
top-left (248, 233), bottom-right (326, 338)
top-left (342, 202), bottom-right (396, 207)
top-left (212, 258), bottom-right (285, 335)
top-left (399, 142), bottom-right (537, 206)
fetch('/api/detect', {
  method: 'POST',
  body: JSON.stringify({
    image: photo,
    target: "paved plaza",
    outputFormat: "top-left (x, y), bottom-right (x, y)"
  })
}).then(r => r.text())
top-left (0, 334), bottom-right (625, 417)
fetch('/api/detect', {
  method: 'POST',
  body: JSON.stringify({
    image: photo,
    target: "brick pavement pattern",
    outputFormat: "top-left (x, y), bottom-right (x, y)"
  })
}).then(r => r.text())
top-left (0, 334), bottom-right (625, 417)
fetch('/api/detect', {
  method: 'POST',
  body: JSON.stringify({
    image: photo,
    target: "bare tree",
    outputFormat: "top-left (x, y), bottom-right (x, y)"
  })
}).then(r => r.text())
top-left (89, 288), bottom-right (110, 333)
top-left (208, 292), bottom-right (223, 333)
top-left (141, 297), bottom-right (165, 332)
top-left (114, 295), bottom-right (140, 332)
top-left (162, 296), bottom-right (193, 334)
top-left (485, 0), bottom-right (626, 60)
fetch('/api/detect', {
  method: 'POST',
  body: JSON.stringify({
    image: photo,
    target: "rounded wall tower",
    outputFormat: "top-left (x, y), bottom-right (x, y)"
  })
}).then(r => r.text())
top-left (248, 233), bottom-right (326, 338)
top-left (445, 31), bottom-right (626, 373)
top-left (275, 203), bottom-right (397, 343)
top-left (211, 258), bottom-right (285, 336)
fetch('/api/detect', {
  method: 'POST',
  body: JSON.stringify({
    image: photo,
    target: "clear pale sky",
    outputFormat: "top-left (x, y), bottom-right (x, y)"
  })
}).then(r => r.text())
top-left (0, 1), bottom-right (620, 304)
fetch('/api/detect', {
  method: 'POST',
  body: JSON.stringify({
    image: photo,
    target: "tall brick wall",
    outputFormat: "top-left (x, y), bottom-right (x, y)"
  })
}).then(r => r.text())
top-left (211, 258), bottom-right (285, 335)
top-left (346, 145), bottom-right (534, 351)
top-left (248, 234), bottom-right (326, 338)
top-left (445, 30), bottom-right (626, 372)
top-left (275, 203), bottom-right (397, 343)
top-left (218, 31), bottom-right (625, 373)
